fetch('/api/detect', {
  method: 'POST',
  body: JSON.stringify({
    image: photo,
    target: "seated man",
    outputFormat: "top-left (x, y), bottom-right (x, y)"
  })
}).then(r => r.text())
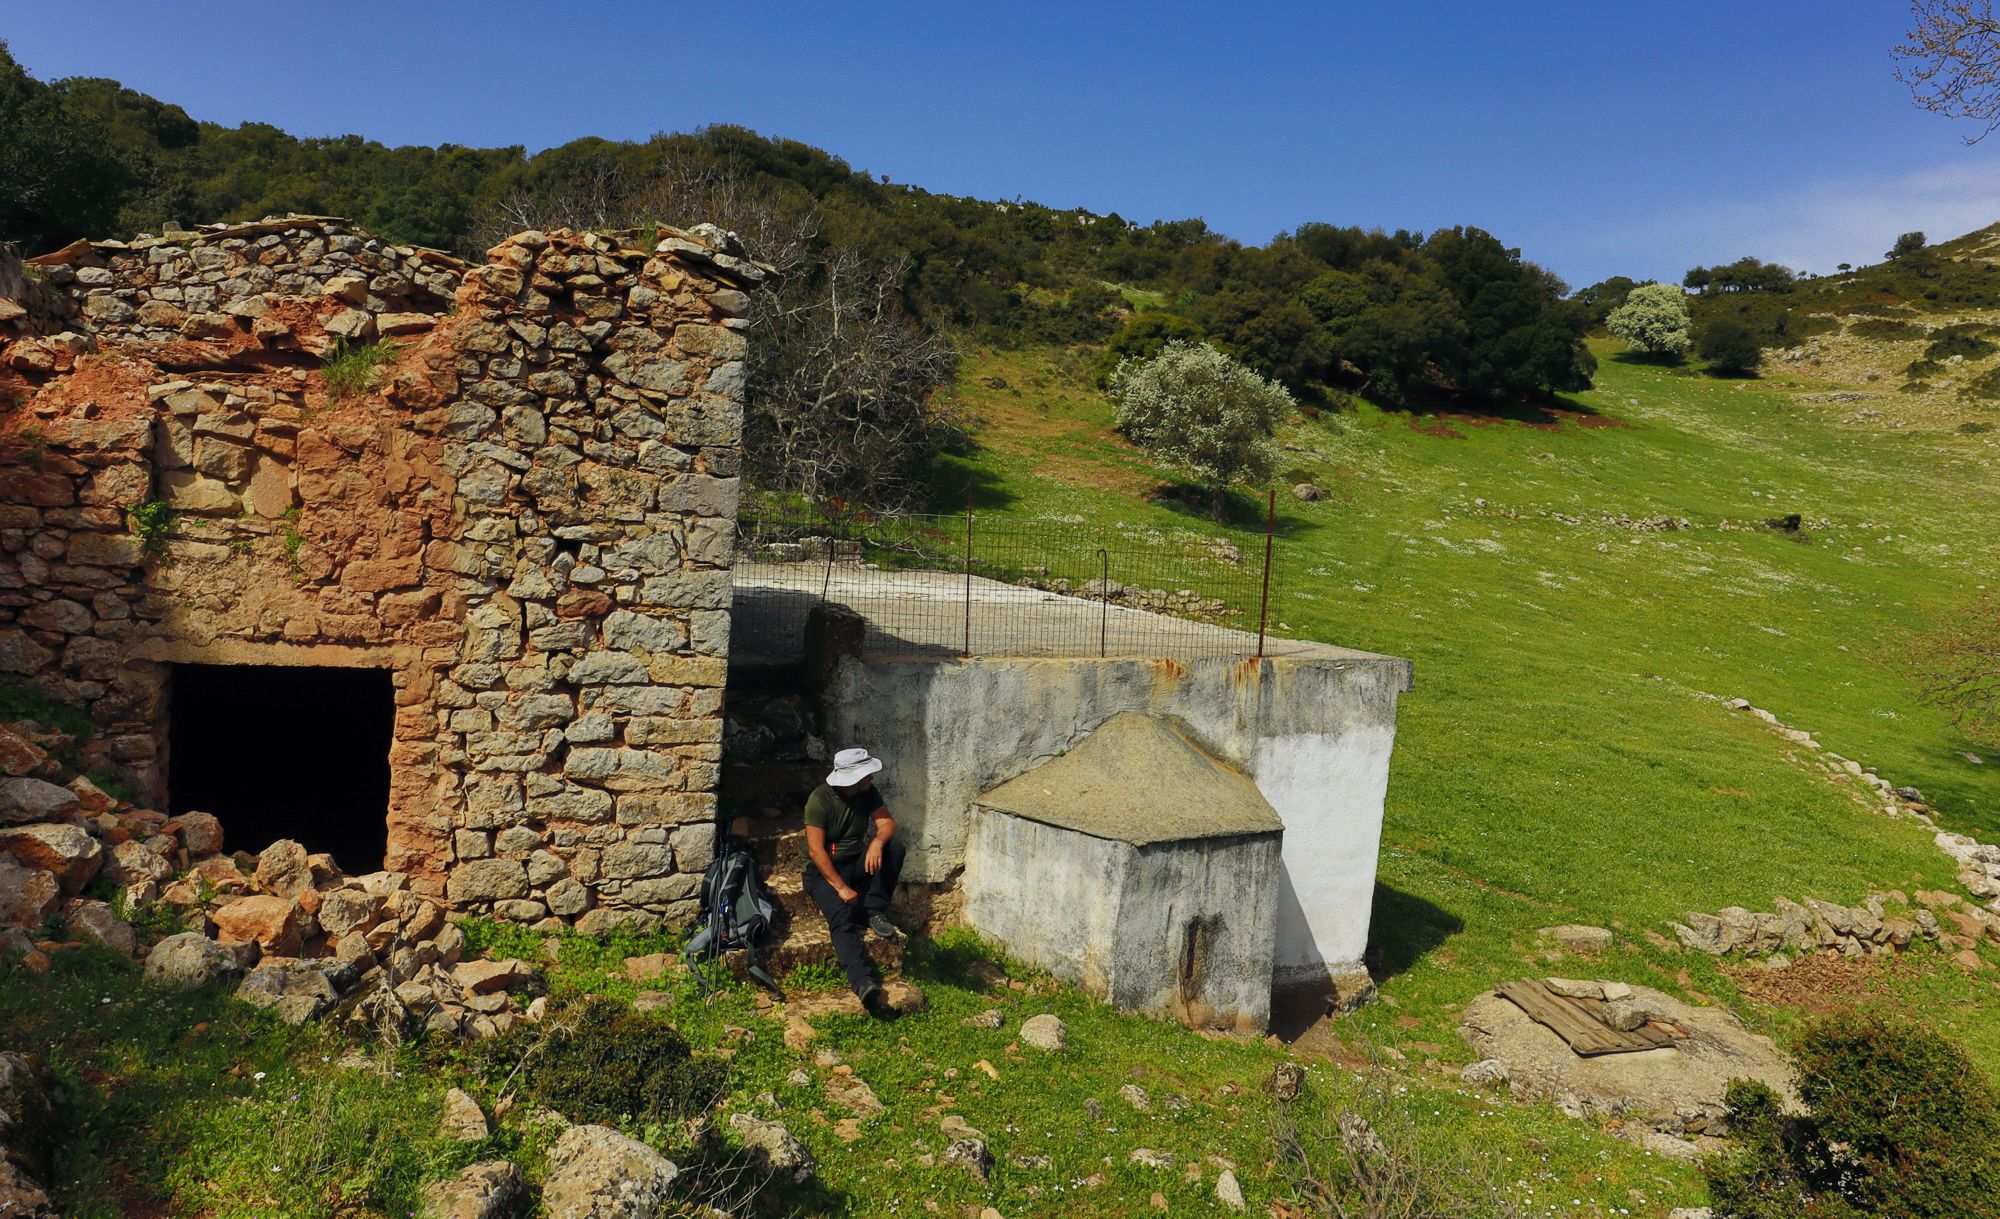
top-left (802, 747), bottom-right (907, 1015)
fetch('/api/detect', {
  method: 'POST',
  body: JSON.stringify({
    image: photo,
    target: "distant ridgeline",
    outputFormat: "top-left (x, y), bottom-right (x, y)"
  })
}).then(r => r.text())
top-left (0, 41), bottom-right (1593, 408)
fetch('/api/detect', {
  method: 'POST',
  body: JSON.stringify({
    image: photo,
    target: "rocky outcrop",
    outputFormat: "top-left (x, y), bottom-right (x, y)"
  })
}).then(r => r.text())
top-left (1671, 891), bottom-right (1942, 961)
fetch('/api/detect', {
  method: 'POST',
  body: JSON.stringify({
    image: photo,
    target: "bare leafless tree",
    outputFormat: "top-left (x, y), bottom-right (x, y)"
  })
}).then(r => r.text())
top-left (1895, 1), bottom-right (2000, 142)
top-left (745, 246), bottom-right (960, 513)
top-left (1908, 592), bottom-right (2000, 748)
top-left (470, 147), bottom-right (959, 513)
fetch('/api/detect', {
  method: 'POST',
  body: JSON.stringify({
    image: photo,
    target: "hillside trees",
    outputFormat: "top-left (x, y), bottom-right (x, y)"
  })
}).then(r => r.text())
top-left (1299, 262), bottom-right (1465, 400)
top-left (1684, 257), bottom-right (1798, 294)
top-left (1605, 283), bottom-right (1693, 357)
top-left (1890, 229), bottom-right (1930, 258)
top-left (0, 41), bottom-right (136, 252)
top-left (1107, 342), bottom-right (1292, 521)
top-left (1424, 226), bottom-right (1596, 397)
top-left (1698, 317), bottom-right (1764, 375)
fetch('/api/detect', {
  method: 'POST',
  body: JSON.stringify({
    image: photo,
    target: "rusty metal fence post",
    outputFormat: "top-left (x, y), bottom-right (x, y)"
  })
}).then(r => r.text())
top-left (1095, 547), bottom-right (1109, 658)
top-left (1256, 488), bottom-right (1275, 659)
top-left (962, 494), bottom-right (974, 658)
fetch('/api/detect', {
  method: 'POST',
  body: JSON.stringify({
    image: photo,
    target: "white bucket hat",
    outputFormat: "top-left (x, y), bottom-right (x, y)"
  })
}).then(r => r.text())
top-left (826, 747), bottom-right (883, 787)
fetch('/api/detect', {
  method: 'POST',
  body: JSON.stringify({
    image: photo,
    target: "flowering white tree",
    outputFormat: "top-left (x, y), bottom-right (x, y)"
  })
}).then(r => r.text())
top-left (1107, 340), bottom-right (1292, 521)
top-left (1606, 282), bottom-right (1692, 358)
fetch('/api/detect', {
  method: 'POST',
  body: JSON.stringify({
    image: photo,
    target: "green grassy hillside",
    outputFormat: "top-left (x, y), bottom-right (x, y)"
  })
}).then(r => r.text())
top-left (941, 339), bottom-right (2000, 1067)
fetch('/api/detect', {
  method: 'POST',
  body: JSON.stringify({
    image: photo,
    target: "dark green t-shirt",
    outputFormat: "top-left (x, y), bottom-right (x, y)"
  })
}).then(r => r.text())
top-left (802, 782), bottom-right (884, 863)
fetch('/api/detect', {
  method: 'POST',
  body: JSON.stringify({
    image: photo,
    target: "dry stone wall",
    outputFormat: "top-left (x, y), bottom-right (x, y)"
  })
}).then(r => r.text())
top-left (0, 216), bottom-right (760, 930)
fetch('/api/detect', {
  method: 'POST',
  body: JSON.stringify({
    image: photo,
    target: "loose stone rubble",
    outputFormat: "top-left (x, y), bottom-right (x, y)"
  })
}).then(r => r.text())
top-left (0, 216), bottom-right (761, 929)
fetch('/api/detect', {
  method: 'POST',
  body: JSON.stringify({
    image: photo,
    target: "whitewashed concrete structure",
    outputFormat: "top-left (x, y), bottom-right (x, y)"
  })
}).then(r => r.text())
top-left (962, 714), bottom-right (1284, 1030)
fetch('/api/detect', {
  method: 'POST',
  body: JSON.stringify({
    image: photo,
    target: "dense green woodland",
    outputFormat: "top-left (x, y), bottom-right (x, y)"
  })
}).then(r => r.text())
top-left (0, 42), bottom-right (1594, 408)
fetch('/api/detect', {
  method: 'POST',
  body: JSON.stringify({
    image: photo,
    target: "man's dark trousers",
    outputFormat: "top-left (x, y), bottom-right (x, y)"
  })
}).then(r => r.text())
top-left (803, 837), bottom-right (907, 997)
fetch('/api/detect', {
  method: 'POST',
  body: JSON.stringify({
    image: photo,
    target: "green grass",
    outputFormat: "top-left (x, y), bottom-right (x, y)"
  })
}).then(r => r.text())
top-left (319, 340), bottom-right (399, 398)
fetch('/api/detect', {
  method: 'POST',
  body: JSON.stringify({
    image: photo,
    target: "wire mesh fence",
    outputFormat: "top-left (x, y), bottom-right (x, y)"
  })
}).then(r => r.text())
top-left (729, 499), bottom-right (1282, 661)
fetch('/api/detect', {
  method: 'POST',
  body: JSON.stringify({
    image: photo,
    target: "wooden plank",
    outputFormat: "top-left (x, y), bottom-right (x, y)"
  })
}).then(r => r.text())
top-left (1494, 980), bottom-right (1673, 1057)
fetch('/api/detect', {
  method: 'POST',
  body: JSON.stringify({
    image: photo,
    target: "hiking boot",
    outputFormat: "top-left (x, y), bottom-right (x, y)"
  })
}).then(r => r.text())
top-left (868, 913), bottom-right (905, 943)
top-left (858, 984), bottom-right (893, 1019)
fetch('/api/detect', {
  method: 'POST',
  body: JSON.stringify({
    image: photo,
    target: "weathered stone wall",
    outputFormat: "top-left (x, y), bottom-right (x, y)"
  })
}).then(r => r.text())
top-left (0, 215), bottom-right (757, 931)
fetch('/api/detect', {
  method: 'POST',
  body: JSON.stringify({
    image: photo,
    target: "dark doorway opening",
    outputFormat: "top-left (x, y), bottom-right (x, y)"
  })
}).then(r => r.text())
top-left (167, 663), bottom-right (393, 873)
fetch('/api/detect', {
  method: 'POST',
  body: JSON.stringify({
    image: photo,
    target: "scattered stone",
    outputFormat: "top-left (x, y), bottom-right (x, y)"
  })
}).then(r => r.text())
top-left (541, 1124), bottom-right (679, 1219)
top-left (940, 1114), bottom-right (985, 1141)
top-left (944, 1137), bottom-right (993, 1182)
top-left (1020, 1013), bottom-right (1067, 1051)
top-left (1129, 1147), bottom-right (1174, 1169)
top-left (729, 1113), bottom-right (815, 1183)
top-left (236, 961), bottom-right (341, 1025)
top-left (1602, 1000), bottom-right (1649, 1032)
top-left (0, 855), bottom-right (58, 932)
top-left (1541, 924), bottom-right (1613, 954)
top-left (1215, 1169), bottom-right (1246, 1211)
top-left (1460, 1058), bottom-right (1509, 1086)
top-left (253, 839), bottom-right (314, 898)
top-left (1268, 1061), bottom-right (1305, 1102)
top-left (442, 1087), bottom-right (490, 1142)
top-left (0, 823), bottom-right (102, 893)
top-left (825, 1071), bottom-right (884, 1117)
top-left (0, 778), bottom-right (78, 825)
top-left (965, 1008), bottom-right (1003, 1029)
top-left (420, 1160), bottom-right (524, 1219)
top-left (144, 931), bottom-right (249, 988)
top-left (1119, 1082), bottom-right (1152, 1111)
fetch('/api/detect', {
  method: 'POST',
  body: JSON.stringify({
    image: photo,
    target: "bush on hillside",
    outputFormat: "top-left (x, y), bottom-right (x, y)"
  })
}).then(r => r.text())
top-left (1888, 230), bottom-right (1928, 260)
top-left (1848, 318), bottom-right (1915, 339)
top-left (1702, 1013), bottom-right (2000, 1219)
top-left (1108, 340), bottom-right (1290, 522)
top-left (478, 997), bottom-right (726, 1129)
top-left (1606, 282), bottom-right (1692, 358)
top-left (1698, 317), bottom-right (1764, 375)
top-left (1094, 311), bottom-right (1206, 386)
top-left (1921, 322), bottom-right (1999, 362)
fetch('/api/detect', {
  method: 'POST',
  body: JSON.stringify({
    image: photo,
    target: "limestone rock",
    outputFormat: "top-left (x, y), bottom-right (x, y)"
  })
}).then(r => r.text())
top-left (442, 1087), bottom-right (490, 1142)
top-left (944, 1137), bottom-right (993, 1182)
top-left (236, 961), bottom-right (341, 1024)
top-left (103, 839), bottom-right (173, 888)
top-left (824, 1071), bottom-right (883, 1117)
top-left (0, 855), bottom-right (59, 931)
top-left (542, 1124), bottom-right (679, 1219)
top-left (0, 778), bottom-right (78, 825)
top-left (1215, 1168), bottom-right (1247, 1211)
top-left (63, 899), bottom-right (135, 955)
top-left (144, 932), bottom-right (249, 988)
top-left (1461, 1058), bottom-right (1509, 1086)
top-left (164, 811), bottom-right (224, 856)
top-left (254, 839), bottom-right (314, 898)
top-left (0, 823), bottom-right (102, 893)
top-left (965, 1008), bottom-right (1003, 1029)
top-left (211, 895), bottom-right (302, 953)
top-left (420, 1160), bottom-right (525, 1219)
top-left (0, 728), bottom-right (48, 779)
top-left (1120, 1082), bottom-right (1153, 1111)
top-left (1541, 924), bottom-right (1613, 954)
top-left (1268, 1062), bottom-right (1305, 1102)
top-left (1020, 1013), bottom-right (1067, 1052)
top-left (728, 1112), bottom-right (815, 1183)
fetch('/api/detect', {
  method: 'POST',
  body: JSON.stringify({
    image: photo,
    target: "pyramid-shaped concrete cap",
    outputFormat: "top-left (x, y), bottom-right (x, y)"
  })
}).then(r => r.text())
top-left (975, 714), bottom-right (1282, 846)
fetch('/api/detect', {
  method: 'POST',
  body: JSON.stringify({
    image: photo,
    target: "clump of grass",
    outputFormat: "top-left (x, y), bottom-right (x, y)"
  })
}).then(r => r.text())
top-left (634, 220), bottom-right (661, 253)
top-left (782, 960), bottom-right (845, 993)
top-left (320, 340), bottom-right (398, 398)
top-left (126, 499), bottom-right (177, 556)
top-left (0, 678), bottom-right (94, 737)
top-left (1850, 317), bottom-right (1915, 340)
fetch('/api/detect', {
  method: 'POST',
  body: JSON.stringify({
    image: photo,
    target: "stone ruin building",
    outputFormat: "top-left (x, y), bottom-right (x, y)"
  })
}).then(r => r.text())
top-left (0, 215), bottom-right (759, 934)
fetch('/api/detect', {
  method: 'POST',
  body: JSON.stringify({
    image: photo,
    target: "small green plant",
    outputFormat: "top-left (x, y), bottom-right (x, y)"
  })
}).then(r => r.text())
top-left (456, 915), bottom-right (548, 963)
top-left (319, 340), bottom-right (398, 398)
top-left (126, 500), bottom-right (177, 556)
top-left (781, 960), bottom-right (845, 993)
top-left (634, 220), bottom-right (661, 253)
top-left (16, 424), bottom-right (47, 469)
top-left (1958, 420), bottom-right (1995, 434)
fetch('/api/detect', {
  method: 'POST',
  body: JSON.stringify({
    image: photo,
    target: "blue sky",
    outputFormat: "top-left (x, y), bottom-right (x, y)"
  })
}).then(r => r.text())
top-left (7, 1), bottom-right (1997, 287)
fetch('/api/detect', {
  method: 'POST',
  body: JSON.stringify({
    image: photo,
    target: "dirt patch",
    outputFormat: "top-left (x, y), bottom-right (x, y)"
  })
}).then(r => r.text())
top-left (1728, 951), bottom-right (1902, 1016)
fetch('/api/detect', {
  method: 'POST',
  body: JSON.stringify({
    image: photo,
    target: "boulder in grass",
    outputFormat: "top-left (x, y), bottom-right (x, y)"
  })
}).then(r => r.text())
top-left (144, 931), bottom-right (250, 988)
top-left (419, 1159), bottom-right (524, 1219)
top-left (541, 1124), bottom-right (678, 1219)
top-left (1020, 1013), bottom-right (1068, 1052)
top-left (63, 899), bottom-right (136, 956)
top-left (728, 1113), bottom-right (815, 1183)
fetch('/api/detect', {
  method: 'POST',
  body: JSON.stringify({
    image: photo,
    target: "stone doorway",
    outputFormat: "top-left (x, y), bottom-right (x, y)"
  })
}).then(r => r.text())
top-left (166, 663), bottom-right (394, 873)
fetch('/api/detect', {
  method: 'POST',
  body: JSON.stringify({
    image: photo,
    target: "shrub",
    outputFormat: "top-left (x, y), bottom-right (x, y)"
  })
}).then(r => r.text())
top-left (1702, 1013), bottom-right (2000, 1218)
top-left (1606, 282), bottom-right (1692, 357)
top-left (1960, 366), bottom-right (2000, 401)
top-left (485, 997), bottom-right (724, 1128)
top-left (125, 499), bottom-right (176, 556)
top-left (1107, 340), bottom-right (1291, 522)
top-left (1699, 318), bottom-right (1764, 375)
top-left (1921, 322), bottom-right (1998, 362)
top-left (1848, 318), bottom-right (1914, 339)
